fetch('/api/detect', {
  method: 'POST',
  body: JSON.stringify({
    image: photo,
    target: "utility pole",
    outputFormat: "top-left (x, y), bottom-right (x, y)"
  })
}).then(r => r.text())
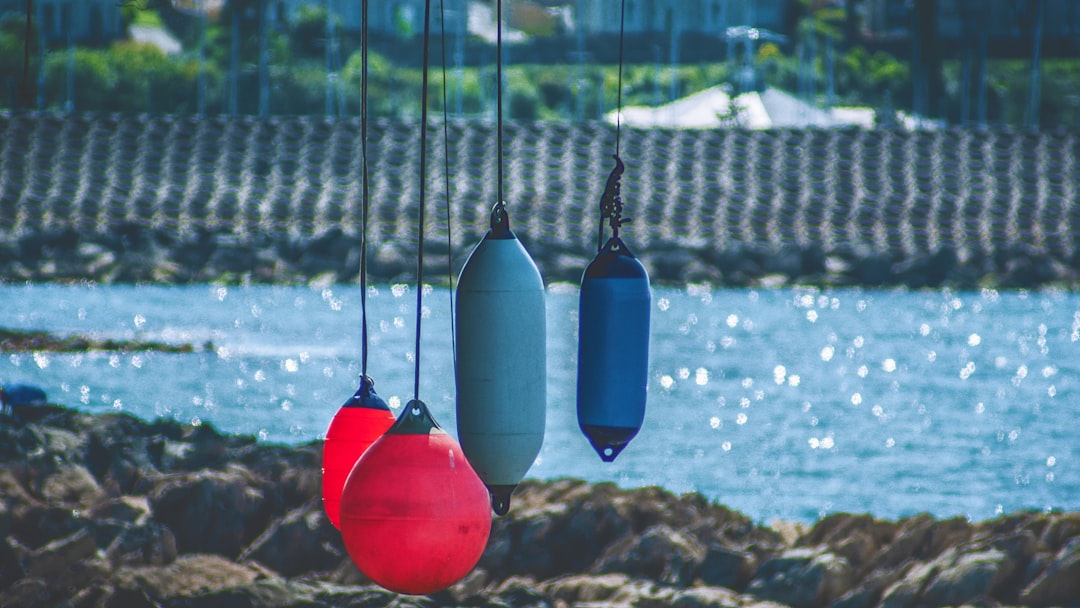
top-left (259, 0), bottom-right (269, 117)
top-left (20, 0), bottom-right (33, 109)
top-left (456, 0), bottom-right (465, 116)
top-left (65, 9), bottom-right (73, 112)
top-left (574, 0), bottom-right (584, 122)
top-left (198, 0), bottom-right (207, 116)
top-left (1025, 0), bottom-right (1044, 129)
top-left (229, 1), bottom-right (239, 115)
top-left (326, 0), bottom-right (335, 117)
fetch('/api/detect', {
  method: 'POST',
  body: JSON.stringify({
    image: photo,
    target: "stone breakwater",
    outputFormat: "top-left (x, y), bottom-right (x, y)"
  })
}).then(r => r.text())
top-left (3, 112), bottom-right (1080, 288)
top-left (0, 403), bottom-right (1078, 608)
top-left (2, 223), bottom-right (1078, 288)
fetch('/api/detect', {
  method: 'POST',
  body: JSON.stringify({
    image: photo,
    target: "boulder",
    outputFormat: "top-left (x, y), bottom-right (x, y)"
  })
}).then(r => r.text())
top-left (829, 565), bottom-right (910, 608)
top-left (490, 575), bottom-right (552, 608)
top-left (23, 527), bottom-right (97, 579)
top-left (544, 572), bottom-right (633, 605)
top-left (1020, 537), bottom-right (1080, 607)
top-left (878, 559), bottom-right (937, 608)
top-left (695, 545), bottom-right (757, 590)
top-left (543, 573), bottom-right (680, 607)
top-left (86, 495), bottom-right (152, 525)
top-left (919, 548), bottom-right (1017, 606)
top-left (110, 553), bottom-right (267, 602)
top-left (239, 502), bottom-right (343, 577)
top-left (0, 578), bottom-right (50, 608)
top-left (148, 466), bottom-right (278, 558)
top-left (39, 463), bottom-right (105, 507)
top-left (0, 536), bottom-right (27, 589)
top-left (747, 547), bottom-right (853, 608)
top-left (593, 524), bottom-right (706, 586)
top-left (12, 503), bottom-right (89, 549)
top-left (670, 585), bottom-right (755, 608)
top-left (104, 520), bottom-right (178, 568)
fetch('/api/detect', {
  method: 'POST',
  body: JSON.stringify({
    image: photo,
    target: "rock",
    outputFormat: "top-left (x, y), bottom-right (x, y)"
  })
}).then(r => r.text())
top-left (86, 495), bottom-right (152, 525)
top-left (829, 566), bottom-right (910, 608)
top-left (0, 578), bottom-right (50, 608)
top-left (670, 585), bottom-right (752, 608)
top-left (148, 467), bottom-right (277, 558)
top-left (23, 528), bottom-right (98, 579)
top-left (696, 545), bottom-right (757, 590)
top-left (594, 524), bottom-right (706, 586)
top-left (104, 520), bottom-right (178, 568)
top-left (240, 502), bottom-right (343, 577)
top-left (490, 575), bottom-right (552, 608)
top-left (111, 553), bottom-right (266, 602)
top-left (855, 252), bottom-right (894, 285)
top-left (1020, 537), bottom-right (1080, 607)
top-left (13, 503), bottom-right (89, 549)
top-left (798, 513), bottom-right (895, 574)
top-left (867, 513), bottom-right (936, 571)
top-left (543, 573), bottom-right (679, 607)
top-left (919, 548), bottom-right (1017, 606)
top-left (747, 547), bottom-right (853, 608)
top-left (39, 463), bottom-right (105, 507)
top-left (0, 536), bottom-right (27, 589)
top-left (878, 559), bottom-right (937, 608)
top-left (1040, 512), bottom-right (1080, 552)
top-left (543, 573), bottom-right (632, 605)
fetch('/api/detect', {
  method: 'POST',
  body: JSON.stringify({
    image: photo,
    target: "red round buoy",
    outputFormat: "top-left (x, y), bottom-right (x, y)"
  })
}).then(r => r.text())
top-left (340, 399), bottom-right (492, 595)
top-left (321, 375), bottom-right (396, 530)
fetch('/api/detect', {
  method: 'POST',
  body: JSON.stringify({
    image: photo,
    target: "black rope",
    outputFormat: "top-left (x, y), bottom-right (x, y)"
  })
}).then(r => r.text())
top-left (615, 0), bottom-right (625, 157)
top-left (598, 0), bottom-right (628, 251)
top-left (414, 0), bottom-right (433, 401)
top-left (439, 0), bottom-right (456, 364)
top-left (360, 0), bottom-right (370, 377)
top-left (496, 0), bottom-right (503, 207)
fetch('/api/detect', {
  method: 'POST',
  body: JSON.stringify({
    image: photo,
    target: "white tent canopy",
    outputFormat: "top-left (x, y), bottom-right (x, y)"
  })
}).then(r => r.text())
top-left (607, 86), bottom-right (879, 130)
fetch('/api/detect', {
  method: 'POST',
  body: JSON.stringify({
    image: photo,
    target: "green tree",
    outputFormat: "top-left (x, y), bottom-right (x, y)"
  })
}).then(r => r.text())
top-left (291, 4), bottom-right (340, 59)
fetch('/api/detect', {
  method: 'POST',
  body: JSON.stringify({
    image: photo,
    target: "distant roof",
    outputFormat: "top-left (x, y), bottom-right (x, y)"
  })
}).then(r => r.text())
top-left (607, 86), bottom-right (931, 130)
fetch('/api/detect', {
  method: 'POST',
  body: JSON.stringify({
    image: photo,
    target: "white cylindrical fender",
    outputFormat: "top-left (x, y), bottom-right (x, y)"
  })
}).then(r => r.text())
top-left (455, 205), bottom-right (546, 515)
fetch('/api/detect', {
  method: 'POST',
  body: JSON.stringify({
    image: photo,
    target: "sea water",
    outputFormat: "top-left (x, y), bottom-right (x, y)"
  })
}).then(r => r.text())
top-left (1, 283), bottom-right (1077, 523)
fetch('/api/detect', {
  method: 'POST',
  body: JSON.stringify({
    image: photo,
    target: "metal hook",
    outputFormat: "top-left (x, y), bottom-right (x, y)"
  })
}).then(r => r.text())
top-left (489, 201), bottom-right (511, 238)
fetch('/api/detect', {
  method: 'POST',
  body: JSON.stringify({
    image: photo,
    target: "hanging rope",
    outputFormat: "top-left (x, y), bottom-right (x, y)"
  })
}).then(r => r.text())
top-left (598, 0), bottom-right (629, 251)
top-left (359, 0), bottom-right (371, 377)
top-left (440, 0), bottom-right (457, 363)
top-left (414, 0), bottom-right (434, 401)
top-left (615, 0), bottom-right (625, 158)
top-left (495, 0), bottom-right (505, 212)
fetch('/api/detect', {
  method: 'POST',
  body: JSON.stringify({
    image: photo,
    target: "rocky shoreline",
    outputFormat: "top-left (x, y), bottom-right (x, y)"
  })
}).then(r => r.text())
top-left (0, 402), bottom-right (1077, 608)
top-left (0, 328), bottom-right (200, 354)
top-left (2, 225), bottom-right (1078, 289)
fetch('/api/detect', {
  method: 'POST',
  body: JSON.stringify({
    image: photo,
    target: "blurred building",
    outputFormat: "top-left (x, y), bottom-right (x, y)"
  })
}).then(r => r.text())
top-left (860, 0), bottom-right (1080, 57)
top-left (0, 0), bottom-right (123, 44)
top-left (268, 0), bottom-right (467, 36)
top-left (573, 0), bottom-right (791, 37)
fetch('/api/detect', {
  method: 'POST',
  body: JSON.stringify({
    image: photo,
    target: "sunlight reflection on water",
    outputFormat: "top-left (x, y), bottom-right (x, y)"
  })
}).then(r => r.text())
top-left (1, 283), bottom-right (1077, 523)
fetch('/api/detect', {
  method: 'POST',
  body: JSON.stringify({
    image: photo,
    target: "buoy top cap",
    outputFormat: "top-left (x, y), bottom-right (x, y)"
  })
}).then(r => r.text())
top-left (487, 202), bottom-right (515, 240)
top-left (341, 375), bottom-right (392, 411)
top-left (584, 237), bottom-right (648, 279)
top-left (386, 399), bottom-right (447, 436)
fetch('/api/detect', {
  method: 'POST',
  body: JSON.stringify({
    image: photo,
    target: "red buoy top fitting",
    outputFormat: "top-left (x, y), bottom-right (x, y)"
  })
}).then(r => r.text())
top-left (321, 375), bottom-right (396, 529)
top-left (339, 398), bottom-right (492, 595)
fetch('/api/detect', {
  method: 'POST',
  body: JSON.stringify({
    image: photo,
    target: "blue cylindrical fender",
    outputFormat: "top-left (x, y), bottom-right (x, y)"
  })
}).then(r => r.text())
top-left (577, 236), bottom-right (650, 462)
top-left (455, 205), bottom-right (546, 515)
